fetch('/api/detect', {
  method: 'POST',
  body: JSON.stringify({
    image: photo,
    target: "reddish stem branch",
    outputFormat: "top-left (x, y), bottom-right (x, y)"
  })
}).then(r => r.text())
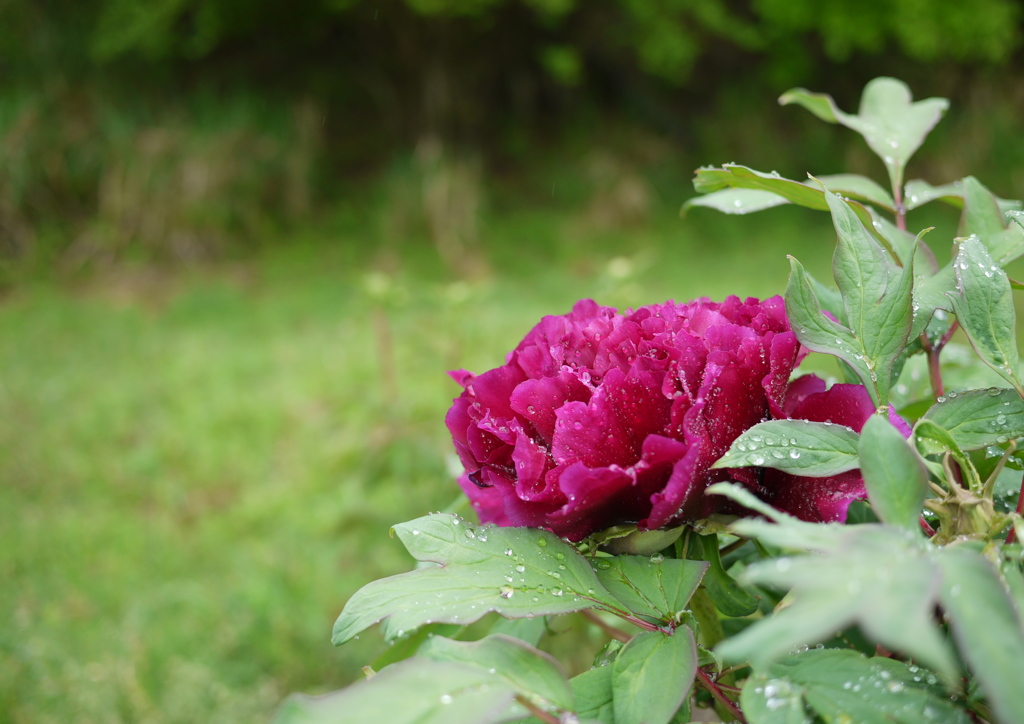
top-left (513, 694), bottom-right (561, 724)
top-left (1006, 471), bottom-right (1024, 545)
top-left (582, 609), bottom-right (632, 643)
top-left (921, 321), bottom-right (959, 402)
top-left (937, 320), bottom-right (960, 350)
top-left (894, 186), bottom-right (907, 232)
top-left (928, 346), bottom-right (945, 399)
top-left (919, 516), bottom-right (937, 537)
top-left (696, 668), bottom-right (746, 723)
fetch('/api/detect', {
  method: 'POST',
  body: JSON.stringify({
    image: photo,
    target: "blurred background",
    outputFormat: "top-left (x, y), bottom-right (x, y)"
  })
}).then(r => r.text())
top-left (3, 0), bottom-right (1024, 721)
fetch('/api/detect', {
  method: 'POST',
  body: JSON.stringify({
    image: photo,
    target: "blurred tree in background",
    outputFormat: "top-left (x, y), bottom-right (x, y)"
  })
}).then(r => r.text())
top-left (1, 0), bottom-right (1022, 269)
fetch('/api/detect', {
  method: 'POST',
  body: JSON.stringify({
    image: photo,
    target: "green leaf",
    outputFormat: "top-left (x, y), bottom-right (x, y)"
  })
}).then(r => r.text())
top-left (594, 555), bottom-right (708, 623)
top-left (827, 188), bottom-right (915, 406)
top-left (904, 179), bottom-right (962, 210)
top-left (714, 418), bottom-right (860, 476)
top-left (612, 628), bottom-right (697, 724)
top-left (904, 178), bottom-right (1023, 214)
top-left (805, 271), bottom-right (846, 323)
top-left (912, 264), bottom-right (957, 341)
top-left (692, 164), bottom-right (878, 229)
top-left (706, 482), bottom-right (847, 553)
top-left (959, 176), bottom-right (1024, 264)
top-left (570, 666), bottom-right (614, 724)
top-left (922, 387), bottom-right (1024, 450)
top-left (488, 616), bottom-right (548, 647)
top-left (868, 208), bottom-right (939, 274)
top-left (332, 514), bottom-right (623, 645)
top-left (816, 173), bottom-right (895, 210)
top-left (781, 78), bottom-right (948, 191)
top-left (947, 236), bottom-right (1022, 392)
top-left (938, 547), bottom-right (1024, 723)
top-left (695, 533), bottom-right (759, 617)
top-left (784, 256), bottom-right (881, 404)
top-left (741, 650), bottom-right (971, 724)
top-left (681, 188), bottom-right (789, 215)
top-left (859, 414), bottom-right (928, 533)
top-left (912, 419), bottom-right (981, 493)
top-left (716, 524), bottom-right (958, 681)
top-left (420, 634), bottom-right (573, 712)
top-left (271, 658), bottom-right (514, 724)
top-left (371, 623), bottom-right (461, 670)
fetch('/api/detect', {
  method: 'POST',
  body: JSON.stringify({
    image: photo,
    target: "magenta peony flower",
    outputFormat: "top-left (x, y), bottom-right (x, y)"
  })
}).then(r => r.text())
top-left (446, 297), bottom-right (804, 541)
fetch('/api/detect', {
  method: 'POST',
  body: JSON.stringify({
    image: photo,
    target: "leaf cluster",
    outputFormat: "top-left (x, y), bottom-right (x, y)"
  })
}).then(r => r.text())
top-left (281, 78), bottom-right (1024, 724)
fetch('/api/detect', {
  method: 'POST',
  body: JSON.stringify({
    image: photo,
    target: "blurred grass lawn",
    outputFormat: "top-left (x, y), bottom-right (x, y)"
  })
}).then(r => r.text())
top-left (1, 199), bottom-right (863, 722)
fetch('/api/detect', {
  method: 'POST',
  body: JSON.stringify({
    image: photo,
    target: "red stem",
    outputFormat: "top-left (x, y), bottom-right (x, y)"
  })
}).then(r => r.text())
top-left (894, 185), bottom-right (907, 232)
top-left (582, 609), bottom-right (632, 643)
top-left (696, 668), bottom-right (746, 723)
top-left (513, 694), bottom-right (561, 724)
top-left (919, 516), bottom-right (937, 537)
top-left (937, 320), bottom-right (959, 351)
top-left (1006, 471), bottom-right (1024, 545)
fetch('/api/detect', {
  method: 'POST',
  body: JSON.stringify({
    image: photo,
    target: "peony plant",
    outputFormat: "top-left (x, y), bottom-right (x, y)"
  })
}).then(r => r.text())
top-left (276, 78), bottom-right (1024, 724)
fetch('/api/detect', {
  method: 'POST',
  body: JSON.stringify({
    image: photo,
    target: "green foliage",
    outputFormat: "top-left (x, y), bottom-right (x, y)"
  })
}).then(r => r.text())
top-left (741, 649), bottom-right (971, 724)
top-left (332, 515), bottom-right (627, 645)
top-left (715, 498), bottom-right (960, 681)
top-left (690, 534), bottom-right (760, 618)
top-left (858, 415), bottom-right (928, 533)
top-left (921, 387), bottom-right (1024, 450)
top-left (274, 647), bottom-right (549, 724)
top-left (610, 628), bottom-right (697, 724)
top-left (713, 419), bottom-right (861, 477)
top-left (937, 548), bottom-right (1024, 723)
top-left (948, 236), bottom-right (1023, 392)
top-left (780, 78), bottom-right (949, 191)
top-left (691, 75), bottom-right (1024, 723)
top-left (593, 555), bottom-right (708, 623)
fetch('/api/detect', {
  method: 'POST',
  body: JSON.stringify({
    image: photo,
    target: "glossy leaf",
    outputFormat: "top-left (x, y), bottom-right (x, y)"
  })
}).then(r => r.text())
top-left (716, 523), bottom-right (958, 681)
top-left (938, 547), bottom-right (1024, 723)
top-left (827, 188), bottom-right (915, 406)
top-left (707, 482), bottom-right (847, 552)
top-left (914, 264), bottom-right (957, 331)
top-left (612, 629), bottom-right (697, 724)
top-left (958, 176), bottom-right (1024, 264)
top-left (804, 270), bottom-right (846, 323)
top-left (859, 414), bottom-right (928, 533)
top-left (947, 236), bottom-right (1022, 391)
top-left (488, 616), bottom-right (548, 647)
top-left (816, 173), bottom-right (895, 210)
top-left (912, 419), bottom-right (981, 492)
top-left (868, 208), bottom-right (939, 274)
top-left (419, 634), bottom-right (573, 712)
top-left (904, 179), bottom-right (962, 210)
top-left (904, 178), bottom-right (1023, 214)
top-left (784, 257), bottom-right (879, 404)
top-left (922, 387), bottom-right (1024, 450)
top-left (714, 418), bottom-right (860, 476)
top-left (692, 164), bottom-right (877, 229)
top-left (570, 666), bottom-right (615, 724)
top-left (333, 514), bottom-right (622, 645)
top-left (594, 555), bottom-right (708, 623)
top-left (271, 658), bottom-right (514, 724)
top-left (681, 187), bottom-right (788, 215)
top-left (695, 533), bottom-right (759, 617)
top-left (741, 650), bottom-right (971, 724)
top-left (781, 78), bottom-right (948, 191)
